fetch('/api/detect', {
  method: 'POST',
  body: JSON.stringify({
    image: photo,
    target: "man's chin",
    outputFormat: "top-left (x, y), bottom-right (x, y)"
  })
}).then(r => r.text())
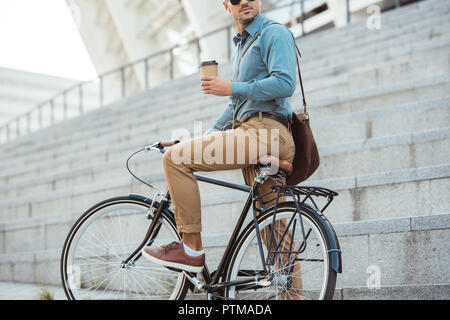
top-left (239, 13), bottom-right (257, 25)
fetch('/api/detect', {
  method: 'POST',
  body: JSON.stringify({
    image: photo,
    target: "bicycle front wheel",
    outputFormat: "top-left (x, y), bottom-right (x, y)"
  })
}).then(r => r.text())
top-left (61, 196), bottom-right (190, 300)
top-left (225, 202), bottom-right (337, 300)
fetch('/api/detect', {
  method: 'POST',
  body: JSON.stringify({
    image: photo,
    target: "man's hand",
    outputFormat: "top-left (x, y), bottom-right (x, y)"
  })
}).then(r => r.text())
top-left (201, 76), bottom-right (232, 96)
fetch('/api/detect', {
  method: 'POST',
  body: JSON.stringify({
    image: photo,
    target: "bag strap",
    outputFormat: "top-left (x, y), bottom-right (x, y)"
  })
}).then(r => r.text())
top-left (236, 30), bottom-right (263, 80)
top-left (240, 30), bottom-right (262, 59)
top-left (294, 43), bottom-right (308, 115)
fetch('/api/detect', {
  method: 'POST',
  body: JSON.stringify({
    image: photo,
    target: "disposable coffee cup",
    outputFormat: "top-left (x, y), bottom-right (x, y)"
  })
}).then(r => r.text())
top-left (200, 60), bottom-right (218, 77)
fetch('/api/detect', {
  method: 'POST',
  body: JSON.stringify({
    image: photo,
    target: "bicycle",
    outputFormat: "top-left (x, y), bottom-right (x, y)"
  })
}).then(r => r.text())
top-left (61, 140), bottom-right (342, 300)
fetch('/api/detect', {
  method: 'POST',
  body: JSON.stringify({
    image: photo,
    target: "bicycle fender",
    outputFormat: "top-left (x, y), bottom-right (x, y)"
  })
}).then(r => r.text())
top-left (303, 204), bottom-right (342, 274)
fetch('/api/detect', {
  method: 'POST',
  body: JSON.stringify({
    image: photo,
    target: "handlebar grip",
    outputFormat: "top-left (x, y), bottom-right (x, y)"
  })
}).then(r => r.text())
top-left (159, 140), bottom-right (180, 148)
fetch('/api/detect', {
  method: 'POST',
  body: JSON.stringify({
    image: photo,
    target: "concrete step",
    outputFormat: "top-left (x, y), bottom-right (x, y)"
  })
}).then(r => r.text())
top-left (1, 94), bottom-right (448, 187)
top-left (309, 74), bottom-right (450, 118)
top-left (335, 283), bottom-right (450, 300)
top-left (306, 39), bottom-right (450, 96)
top-left (1, 212), bottom-right (448, 293)
top-left (312, 96), bottom-right (450, 144)
top-left (334, 213), bottom-right (450, 290)
top-left (301, 17), bottom-right (449, 75)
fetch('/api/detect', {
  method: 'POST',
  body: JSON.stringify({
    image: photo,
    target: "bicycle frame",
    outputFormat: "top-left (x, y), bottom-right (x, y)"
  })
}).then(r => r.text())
top-left (124, 170), bottom-right (342, 295)
top-left (123, 173), bottom-right (261, 292)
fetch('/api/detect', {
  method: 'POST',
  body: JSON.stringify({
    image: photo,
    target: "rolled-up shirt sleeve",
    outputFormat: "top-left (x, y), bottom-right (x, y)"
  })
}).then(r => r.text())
top-left (231, 25), bottom-right (297, 100)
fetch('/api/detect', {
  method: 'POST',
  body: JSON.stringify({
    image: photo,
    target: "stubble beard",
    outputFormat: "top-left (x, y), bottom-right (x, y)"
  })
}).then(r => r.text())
top-left (238, 9), bottom-right (258, 25)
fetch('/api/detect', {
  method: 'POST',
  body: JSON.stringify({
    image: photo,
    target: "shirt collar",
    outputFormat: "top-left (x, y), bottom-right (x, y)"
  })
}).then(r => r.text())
top-left (232, 14), bottom-right (266, 46)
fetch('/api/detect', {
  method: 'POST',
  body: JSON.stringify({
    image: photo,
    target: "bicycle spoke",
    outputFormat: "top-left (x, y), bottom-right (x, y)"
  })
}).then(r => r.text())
top-left (84, 229), bottom-right (124, 261)
top-left (100, 216), bottom-right (123, 260)
top-left (132, 267), bottom-right (175, 294)
top-left (80, 267), bottom-right (122, 298)
top-left (75, 246), bottom-right (117, 265)
top-left (129, 270), bottom-right (166, 299)
top-left (72, 255), bottom-right (116, 267)
top-left (133, 275), bottom-right (170, 298)
top-left (77, 267), bottom-right (116, 287)
top-left (98, 269), bottom-right (123, 299)
top-left (91, 220), bottom-right (123, 260)
top-left (116, 210), bottom-right (127, 256)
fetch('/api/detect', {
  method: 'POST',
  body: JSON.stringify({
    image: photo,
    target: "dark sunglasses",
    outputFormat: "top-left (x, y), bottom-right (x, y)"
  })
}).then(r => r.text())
top-left (230, 0), bottom-right (256, 5)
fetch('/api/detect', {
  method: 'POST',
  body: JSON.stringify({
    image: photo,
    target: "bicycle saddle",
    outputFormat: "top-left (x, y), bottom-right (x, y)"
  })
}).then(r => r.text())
top-left (256, 155), bottom-right (293, 175)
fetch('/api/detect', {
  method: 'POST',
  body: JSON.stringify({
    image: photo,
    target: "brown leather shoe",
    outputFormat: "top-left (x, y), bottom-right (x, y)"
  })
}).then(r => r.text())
top-left (141, 242), bottom-right (205, 273)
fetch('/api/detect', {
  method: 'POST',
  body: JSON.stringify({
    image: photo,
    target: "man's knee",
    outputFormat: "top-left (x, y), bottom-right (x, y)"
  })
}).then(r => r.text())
top-left (162, 143), bottom-right (189, 169)
top-left (162, 147), bottom-right (174, 170)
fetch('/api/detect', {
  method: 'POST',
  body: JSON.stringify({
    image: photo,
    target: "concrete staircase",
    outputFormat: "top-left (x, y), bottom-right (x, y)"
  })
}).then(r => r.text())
top-left (0, 0), bottom-right (449, 299)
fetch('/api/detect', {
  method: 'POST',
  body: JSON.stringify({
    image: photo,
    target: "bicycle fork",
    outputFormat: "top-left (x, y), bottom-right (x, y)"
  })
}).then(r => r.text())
top-left (122, 191), bottom-right (172, 266)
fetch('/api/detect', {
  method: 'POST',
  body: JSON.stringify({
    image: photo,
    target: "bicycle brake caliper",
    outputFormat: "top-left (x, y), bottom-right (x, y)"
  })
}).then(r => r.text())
top-left (146, 193), bottom-right (164, 219)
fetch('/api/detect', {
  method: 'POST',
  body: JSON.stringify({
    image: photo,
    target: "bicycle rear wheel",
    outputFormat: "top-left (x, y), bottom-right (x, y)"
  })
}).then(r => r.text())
top-left (61, 196), bottom-right (190, 300)
top-left (225, 202), bottom-right (337, 300)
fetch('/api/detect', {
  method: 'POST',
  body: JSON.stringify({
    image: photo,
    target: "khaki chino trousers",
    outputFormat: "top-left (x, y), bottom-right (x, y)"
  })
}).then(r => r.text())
top-left (162, 115), bottom-right (295, 234)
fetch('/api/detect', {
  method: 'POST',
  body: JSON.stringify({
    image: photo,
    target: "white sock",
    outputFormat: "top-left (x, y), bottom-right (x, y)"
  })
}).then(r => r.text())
top-left (183, 242), bottom-right (204, 257)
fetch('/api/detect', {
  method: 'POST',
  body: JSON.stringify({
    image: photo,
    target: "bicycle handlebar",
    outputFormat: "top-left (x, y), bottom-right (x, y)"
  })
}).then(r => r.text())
top-left (127, 140), bottom-right (180, 191)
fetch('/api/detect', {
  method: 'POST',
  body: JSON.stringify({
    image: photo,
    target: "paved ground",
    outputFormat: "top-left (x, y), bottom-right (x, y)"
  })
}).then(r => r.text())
top-left (1, 281), bottom-right (448, 300)
top-left (0, 282), bottom-right (66, 300)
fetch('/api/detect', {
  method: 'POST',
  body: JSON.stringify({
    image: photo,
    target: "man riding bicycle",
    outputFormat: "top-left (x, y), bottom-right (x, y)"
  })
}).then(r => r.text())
top-left (142, 0), bottom-right (298, 286)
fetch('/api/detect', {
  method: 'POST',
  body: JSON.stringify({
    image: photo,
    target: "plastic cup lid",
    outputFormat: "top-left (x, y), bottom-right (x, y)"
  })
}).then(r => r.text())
top-left (200, 60), bottom-right (218, 67)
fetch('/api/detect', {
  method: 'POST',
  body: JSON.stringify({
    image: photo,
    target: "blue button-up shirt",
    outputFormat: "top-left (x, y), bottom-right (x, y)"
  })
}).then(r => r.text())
top-left (212, 14), bottom-right (298, 131)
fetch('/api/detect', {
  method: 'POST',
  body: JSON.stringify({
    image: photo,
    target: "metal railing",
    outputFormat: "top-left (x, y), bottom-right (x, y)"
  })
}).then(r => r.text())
top-left (0, 0), bottom-right (417, 144)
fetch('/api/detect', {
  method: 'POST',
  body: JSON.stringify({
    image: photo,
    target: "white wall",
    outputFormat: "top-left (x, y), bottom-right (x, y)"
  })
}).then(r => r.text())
top-left (0, 67), bottom-right (77, 126)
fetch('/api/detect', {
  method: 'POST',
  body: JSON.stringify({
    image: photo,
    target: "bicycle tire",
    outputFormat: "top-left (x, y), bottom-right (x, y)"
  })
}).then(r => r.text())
top-left (60, 196), bottom-right (190, 300)
top-left (225, 202), bottom-right (337, 300)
